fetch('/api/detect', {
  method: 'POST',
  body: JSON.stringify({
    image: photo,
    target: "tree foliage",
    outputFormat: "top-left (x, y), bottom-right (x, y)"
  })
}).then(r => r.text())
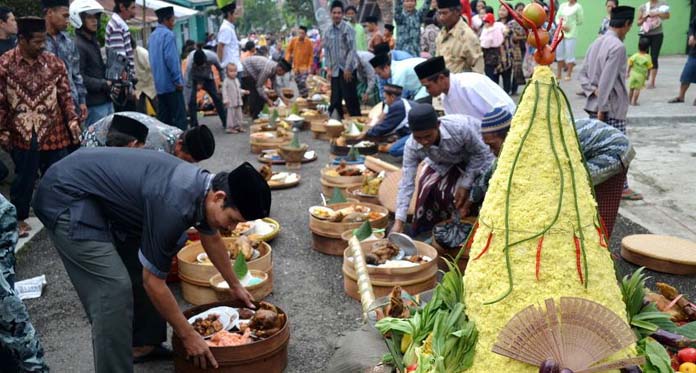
top-left (235, 0), bottom-right (317, 35)
top-left (4, 0), bottom-right (42, 17)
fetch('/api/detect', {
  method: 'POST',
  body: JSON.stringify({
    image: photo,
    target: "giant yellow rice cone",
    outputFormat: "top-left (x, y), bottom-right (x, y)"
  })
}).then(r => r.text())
top-left (462, 66), bottom-right (632, 372)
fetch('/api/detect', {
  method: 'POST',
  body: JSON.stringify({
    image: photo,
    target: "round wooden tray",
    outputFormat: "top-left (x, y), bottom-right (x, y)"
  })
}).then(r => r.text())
top-left (267, 173), bottom-right (301, 190)
top-left (257, 152), bottom-right (317, 165)
top-left (620, 234), bottom-right (696, 275)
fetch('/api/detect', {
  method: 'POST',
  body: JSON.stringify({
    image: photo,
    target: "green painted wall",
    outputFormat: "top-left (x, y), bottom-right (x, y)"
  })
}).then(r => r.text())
top-left (494, 0), bottom-right (692, 58)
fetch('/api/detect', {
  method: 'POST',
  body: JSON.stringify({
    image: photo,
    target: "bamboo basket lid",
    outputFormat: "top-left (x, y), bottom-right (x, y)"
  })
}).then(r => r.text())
top-left (378, 169), bottom-right (421, 216)
top-left (621, 234), bottom-right (696, 275)
top-left (364, 156), bottom-right (400, 173)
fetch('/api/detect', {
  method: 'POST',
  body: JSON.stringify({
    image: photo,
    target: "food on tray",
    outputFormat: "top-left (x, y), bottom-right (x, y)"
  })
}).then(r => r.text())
top-left (296, 97), bottom-right (307, 104)
top-left (334, 161), bottom-right (363, 176)
top-left (360, 173), bottom-right (383, 196)
top-left (406, 255), bottom-right (428, 264)
top-left (286, 114), bottom-right (303, 122)
top-left (192, 314), bottom-right (224, 337)
top-left (233, 221), bottom-right (255, 236)
top-left (367, 211), bottom-right (385, 221)
top-left (249, 302), bottom-right (286, 338)
top-left (207, 328), bottom-right (252, 347)
top-left (238, 308), bottom-right (255, 320)
top-left (259, 164), bottom-right (273, 181)
top-left (354, 140), bottom-right (375, 148)
top-left (269, 172), bottom-right (299, 184)
top-left (345, 122), bottom-right (362, 136)
top-left (326, 119), bottom-right (343, 127)
top-left (228, 236), bottom-right (255, 260)
top-left (309, 206), bottom-right (337, 220)
top-left (365, 241), bottom-right (400, 265)
top-left (196, 252), bottom-right (233, 265)
top-left (385, 286), bottom-right (409, 319)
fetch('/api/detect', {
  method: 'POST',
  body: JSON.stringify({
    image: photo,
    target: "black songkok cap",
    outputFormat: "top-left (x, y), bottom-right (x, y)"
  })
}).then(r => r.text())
top-left (41, 0), bottom-right (70, 9)
top-left (383, 83), bottom-right (403, 96)
top-left (414, 56), bottom-right (446, 80)
top-left (155, 6), bottom-right (174, 20)
top-left (364, 15), bottom-right (378, 24)
top-left (437, 0), bottom-right (461, 8)
top-left (110, 114), bottom-right (149, 143)
top-left (277, 58), bottom-right (292, 72)
top-left (17, 17), bottom-right (46, 35)
top-left (244, 41), bottom-right (255, 51)
top-left (373, 42), bottom-right (391, 56)
top-left (384, 24), bottom-right (394, 32)
top-left (407, 103), bottom-right (439, 132)
top-left (184, 125), bottom-right (216, 162)
top-left (369, 53), bottom-right (390, 68)
top-left (611, 6), bottom-right (635, 21)
top-left (226, 162), bottom-right (272, 221)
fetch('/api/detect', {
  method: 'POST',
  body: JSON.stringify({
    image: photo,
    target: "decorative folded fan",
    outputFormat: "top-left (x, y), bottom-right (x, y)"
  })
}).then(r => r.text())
top-left (492, 297), bottom-right (645, 373)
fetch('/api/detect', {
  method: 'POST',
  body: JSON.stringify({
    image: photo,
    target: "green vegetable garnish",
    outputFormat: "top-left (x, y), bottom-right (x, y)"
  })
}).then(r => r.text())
top-left (289, 132), bottom-right (301, 148)
top-left (353, 221), bottom-right (372, 241)
top-left (233, 254), bottom-right (248, 279)
top-left (347, 146), bottom-right (360, 162)
top-left (328, 188), bottom-right (347, 204)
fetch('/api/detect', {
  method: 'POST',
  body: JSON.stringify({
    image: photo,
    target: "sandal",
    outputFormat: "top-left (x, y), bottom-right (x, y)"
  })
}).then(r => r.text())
top-left (621, 190), bottom-right (644, 201)
top-left (225, 128), bottom-right (239, 134)
top-left (668, 97), bottom-right (684, 103)
top-left (133, 345), bottom-right (173, 364)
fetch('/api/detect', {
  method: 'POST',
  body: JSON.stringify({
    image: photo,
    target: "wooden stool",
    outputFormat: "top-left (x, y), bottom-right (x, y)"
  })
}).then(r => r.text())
top-left (620, 234), bottom-right (696, 275)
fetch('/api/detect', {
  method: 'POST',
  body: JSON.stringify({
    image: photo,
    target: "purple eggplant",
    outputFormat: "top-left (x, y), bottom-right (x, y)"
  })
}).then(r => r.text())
top-left (620, 366), bottom-right (643, 373)
top-left (651, 329), bottom-right (696, 349)
top-left (539, 359), bottom-right (560, 373)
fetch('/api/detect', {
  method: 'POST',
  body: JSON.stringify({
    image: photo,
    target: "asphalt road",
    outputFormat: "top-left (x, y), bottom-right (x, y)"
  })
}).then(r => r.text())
top-left (13, 116), bottom-right (695, 372)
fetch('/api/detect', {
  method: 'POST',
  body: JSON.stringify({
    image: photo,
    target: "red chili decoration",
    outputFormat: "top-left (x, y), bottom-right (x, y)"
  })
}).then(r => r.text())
top-left (574, 235), bottom-right (584, 285)
top-left (473, 232), bottom-right (493, 260)
top-left (596, 225), bottom-right (608, 248)
top-left (535, 236), bottom-right (544, 281)
top-left (465, 221), bottom-right (479, 250)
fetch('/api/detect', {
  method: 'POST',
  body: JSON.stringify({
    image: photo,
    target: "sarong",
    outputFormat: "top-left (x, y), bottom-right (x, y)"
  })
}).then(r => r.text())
top-left (412, 164), bottom-right (462, 234)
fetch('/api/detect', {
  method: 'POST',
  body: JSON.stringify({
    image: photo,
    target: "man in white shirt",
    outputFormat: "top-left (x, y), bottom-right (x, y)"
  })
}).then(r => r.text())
top-left (216, 2), bottom-right (242, 73)
top-left (415, 56), bottom-right (516, 119)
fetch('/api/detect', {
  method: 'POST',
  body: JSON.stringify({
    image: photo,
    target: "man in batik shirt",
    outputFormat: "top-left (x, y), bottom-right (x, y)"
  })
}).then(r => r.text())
top-left (0, 17), bottom-right (79, 237)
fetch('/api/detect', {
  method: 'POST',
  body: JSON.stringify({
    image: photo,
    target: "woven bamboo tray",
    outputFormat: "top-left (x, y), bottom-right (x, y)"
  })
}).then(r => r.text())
top-left (621, 234), bottom-right (696, 275)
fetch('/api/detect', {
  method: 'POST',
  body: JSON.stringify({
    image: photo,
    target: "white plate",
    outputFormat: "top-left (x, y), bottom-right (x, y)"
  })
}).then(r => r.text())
top-left (188, 307), bottom-right (239, 339)
top-left (252, 219), bottom-right (275, 236)
top-left (309, 206), bottom-right (336, 220)
top-left (304, 151), bottom-right (316, 160)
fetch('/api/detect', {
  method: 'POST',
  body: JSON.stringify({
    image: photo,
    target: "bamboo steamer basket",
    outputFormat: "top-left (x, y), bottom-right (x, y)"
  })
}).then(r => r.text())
top-left (309, 202), bottom-right (389, 256)
top-left (249, 132), bottom-right (291, 154)
top-left (177, 240), bottom-right (273, 305)
top-left (342, 240), bottom-right (439, 300)
top-left (173, 300), bottom-right (289, 373)
top-left (340, 229), bottom-right (385, 244)
top-left (320, 178), bottom-right (361, 199)
top-left (277, 144), bottom-right (309, 163)
top-left (320, 166), bottom-right (365, 185)
top-left (325, 123), bottom-right (345, 138)
top-left (345, 185), bottom-right (380, 205)
top-left (209, 271), bottom-right (273, 301)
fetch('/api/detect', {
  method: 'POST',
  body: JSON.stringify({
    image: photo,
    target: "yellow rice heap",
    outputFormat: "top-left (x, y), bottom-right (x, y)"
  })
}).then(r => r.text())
top-left (462, 66), bottom-right (632, 372)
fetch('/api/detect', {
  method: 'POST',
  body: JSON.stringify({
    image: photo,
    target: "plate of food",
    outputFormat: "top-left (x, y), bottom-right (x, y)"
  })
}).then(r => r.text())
top-left (309, 206), bottom-right (337, 221)
top-left (233, 221), bottom-right (255, 236)
top-left (188, 307), bottom-right (239, 339)
top-left (267, 172), bottom-right (301, 190)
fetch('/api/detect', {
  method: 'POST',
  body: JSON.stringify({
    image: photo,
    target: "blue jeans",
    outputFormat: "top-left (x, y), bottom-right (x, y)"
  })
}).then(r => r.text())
top-left (388, 135), bottom-right (409, 157)
top-left (85, 102), bottom-right (114, 127)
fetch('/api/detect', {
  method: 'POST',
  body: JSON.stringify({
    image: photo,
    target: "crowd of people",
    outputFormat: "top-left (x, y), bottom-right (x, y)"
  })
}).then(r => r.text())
top-left (0, 0), bottom-right (693, 371)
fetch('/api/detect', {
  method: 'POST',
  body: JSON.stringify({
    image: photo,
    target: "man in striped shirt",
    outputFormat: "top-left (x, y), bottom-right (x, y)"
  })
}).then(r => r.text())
top-left (106, 0), bottom-right (136, 111)
top-left (241, 55), bottom-right (291, 119)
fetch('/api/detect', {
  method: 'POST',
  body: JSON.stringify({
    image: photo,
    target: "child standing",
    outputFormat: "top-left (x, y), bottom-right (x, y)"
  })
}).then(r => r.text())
top-left (222, 63), bottom-right (249, 133)
top-left (628, 37), bottom-right (654, 105)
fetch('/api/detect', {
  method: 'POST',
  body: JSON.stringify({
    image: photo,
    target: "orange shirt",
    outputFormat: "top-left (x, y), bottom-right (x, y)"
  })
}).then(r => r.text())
top-left (284, 37), bottom-right (314, 73)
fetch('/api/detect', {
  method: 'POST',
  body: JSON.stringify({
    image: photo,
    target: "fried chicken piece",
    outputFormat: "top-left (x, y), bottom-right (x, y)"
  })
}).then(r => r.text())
top-left (249, 302), bottom-right (286, 338)
top-left (259, 164), bottom-right (273, 181)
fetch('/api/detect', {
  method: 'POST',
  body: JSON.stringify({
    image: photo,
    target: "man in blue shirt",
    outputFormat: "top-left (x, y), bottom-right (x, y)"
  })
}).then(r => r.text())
top-left (148, 7), bottom-right (187, 130)
top-left (364, 83), bottom-right (413, 157)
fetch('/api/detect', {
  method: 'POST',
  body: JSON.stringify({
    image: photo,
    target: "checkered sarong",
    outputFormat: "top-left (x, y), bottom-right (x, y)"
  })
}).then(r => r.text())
top-left (595, 170), bottom-right (627, 239)
top-left (294, 72), bottom-right (309, 97)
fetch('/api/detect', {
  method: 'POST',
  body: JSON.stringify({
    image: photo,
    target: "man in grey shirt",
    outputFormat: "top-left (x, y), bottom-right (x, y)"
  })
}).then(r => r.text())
top-left (33, 149), bottom-right (270, 371)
